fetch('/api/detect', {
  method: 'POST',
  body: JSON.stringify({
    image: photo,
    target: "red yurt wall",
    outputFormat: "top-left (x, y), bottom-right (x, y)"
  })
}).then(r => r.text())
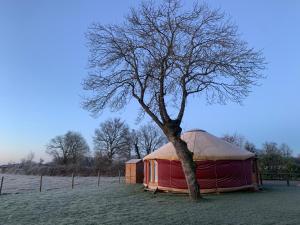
top-left (145, 159), bottom-right (253, 191)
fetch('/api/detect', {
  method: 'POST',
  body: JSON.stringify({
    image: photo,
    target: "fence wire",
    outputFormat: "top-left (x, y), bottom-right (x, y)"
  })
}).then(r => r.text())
top-left (0, 174), bottom-right (125, 195)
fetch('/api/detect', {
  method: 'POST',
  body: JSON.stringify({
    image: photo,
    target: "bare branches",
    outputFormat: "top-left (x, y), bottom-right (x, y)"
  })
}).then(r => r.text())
top-left (83, 0), bottom-right (265, 130)
top-left (93, 118), bottom-right (131, 161)
top-left (46, 131), bottom-right (90, 165)
top-left (131, 123), bottom-right (167, 158)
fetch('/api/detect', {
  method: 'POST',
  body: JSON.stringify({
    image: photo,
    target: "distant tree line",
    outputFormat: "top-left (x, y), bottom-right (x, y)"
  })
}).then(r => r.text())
top-left (2, 118), bottom-right (166, 176)
top-left (45, 118), bottom-right (167, 176)
top-left (222, 133), bottom-right (300, 179)
top-left (2, 128), bottom-right (299, 179)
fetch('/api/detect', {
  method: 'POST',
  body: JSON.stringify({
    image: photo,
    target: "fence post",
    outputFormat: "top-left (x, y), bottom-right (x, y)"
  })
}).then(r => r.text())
top-left (39, 175), bottom-right (43, 192)
top-left (118, 169), bottom-right (121, 184)
top-left (287, 173), bottom-right (290, 186)
top-left (0, 176), bottom-right (4, 195)
top-left (72, 173), bottom-right (74, 189)
top-left (259, 172), bottom-right (263, 186)
top-left (97, 170), bottom-right (100, 187)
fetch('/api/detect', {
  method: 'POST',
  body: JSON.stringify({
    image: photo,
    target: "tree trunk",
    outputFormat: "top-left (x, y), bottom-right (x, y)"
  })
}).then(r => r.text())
top-left (134, 143), bottom-right (141, 159)
top-left (169, 135), bottom-right (201, 201)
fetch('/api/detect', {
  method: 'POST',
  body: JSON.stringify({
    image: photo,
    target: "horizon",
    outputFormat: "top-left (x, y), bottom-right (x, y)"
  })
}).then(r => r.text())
top-left (0, 0), bottom-right (299, 165)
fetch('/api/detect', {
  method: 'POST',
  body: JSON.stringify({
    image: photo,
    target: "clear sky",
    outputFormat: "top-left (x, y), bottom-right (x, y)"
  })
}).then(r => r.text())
top-left (0, 0), bottom-right (299, 164)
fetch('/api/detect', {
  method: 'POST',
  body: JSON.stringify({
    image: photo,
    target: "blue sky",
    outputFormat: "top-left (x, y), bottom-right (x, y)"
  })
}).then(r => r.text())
top-left (0, 0), bottom-right (299, 164)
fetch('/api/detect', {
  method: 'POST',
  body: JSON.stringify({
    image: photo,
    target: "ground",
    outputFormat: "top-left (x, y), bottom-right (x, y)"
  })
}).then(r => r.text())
top-left (0, 175), bottom-right (299, 225)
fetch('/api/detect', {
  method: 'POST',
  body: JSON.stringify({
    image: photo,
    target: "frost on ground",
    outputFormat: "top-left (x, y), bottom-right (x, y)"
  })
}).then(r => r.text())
top-left (0, 174), bottom-right (123, 194)
top-left (0, 175), bottom-right (300, 225)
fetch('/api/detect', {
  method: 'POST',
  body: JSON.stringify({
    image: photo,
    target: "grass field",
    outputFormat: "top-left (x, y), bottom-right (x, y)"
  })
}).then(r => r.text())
top-left (0, 175), bottom-right (300, 225)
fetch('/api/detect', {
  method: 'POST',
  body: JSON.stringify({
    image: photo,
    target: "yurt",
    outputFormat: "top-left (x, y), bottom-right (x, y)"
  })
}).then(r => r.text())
top-left (143, 130), bottom-right (259, 193)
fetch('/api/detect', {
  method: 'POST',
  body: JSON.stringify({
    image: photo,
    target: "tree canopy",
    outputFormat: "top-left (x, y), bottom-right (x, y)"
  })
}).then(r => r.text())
top-left (83, 0), bottom-right (265, 135)
top-left (46, 131), bottom-right (90, 165)
top-left (93, 118), bottom-right (131, 161)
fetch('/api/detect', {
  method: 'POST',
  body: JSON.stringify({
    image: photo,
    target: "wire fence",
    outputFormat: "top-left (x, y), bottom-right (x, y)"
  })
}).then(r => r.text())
top-left (261, 173), bottom-right (300, 181)
top-left (260, 173), bottom-right (300, 187)
top-left (1, 172), bottom-right (299, 196)
top-left (0, 172), bottom-right (125, 195)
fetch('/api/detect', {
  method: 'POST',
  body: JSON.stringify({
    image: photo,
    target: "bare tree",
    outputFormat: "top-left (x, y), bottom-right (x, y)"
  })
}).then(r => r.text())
top-left (19, 152), bottom-right (36, 174)
top-left (262, 142), bottom-right (280, 155)
top-left (244, 141), bottom-right (257, 154)
top-left (130, 129), bottom-right (142, 159)
top-left (279, 143), bottom-right (292, 158)
top-left (83, 0), bottom-right (265, 200)
top-left (26, 151), bottom-right (35, 163)
top-left (222, 134), bottom-right (259, 154)
top-left (259, 142), bottom-right (294, 175)
top-left (94, 118), bottom-right (131, 162)
top-left (222, 133), bottom-right (245, 148)
top-left (46, 131), bottom-right (90, 165)
top-left (131, 124), bottom-right (167, 158)
top-left (20, 151), bottom-right (35, 167)
top-left (139, 124), bottom-right (167, 155)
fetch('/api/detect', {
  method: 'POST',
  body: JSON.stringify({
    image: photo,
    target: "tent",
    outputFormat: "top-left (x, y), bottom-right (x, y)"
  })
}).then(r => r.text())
top-left (143, 130), bottom-right (260, 193)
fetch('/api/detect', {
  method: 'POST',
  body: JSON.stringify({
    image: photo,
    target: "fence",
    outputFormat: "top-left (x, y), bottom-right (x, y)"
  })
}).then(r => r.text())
top-left (0, 170), bottom-right (125, 196)
top-left (261, 173), bottom-right (300, 186)
top-left (0, 165), bottom-right (125, 177)
top-left (1, 172), bottom-right (298, 195)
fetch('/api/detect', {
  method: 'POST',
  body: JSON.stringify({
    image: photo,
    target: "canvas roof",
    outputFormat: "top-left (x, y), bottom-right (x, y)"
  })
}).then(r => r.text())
top-left (143, 130), bottom-right (254, 161)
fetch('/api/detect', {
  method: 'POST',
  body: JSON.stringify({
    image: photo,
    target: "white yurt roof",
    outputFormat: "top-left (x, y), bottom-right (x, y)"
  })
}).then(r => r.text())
top-left (143, 130), bottom-right (255, 161)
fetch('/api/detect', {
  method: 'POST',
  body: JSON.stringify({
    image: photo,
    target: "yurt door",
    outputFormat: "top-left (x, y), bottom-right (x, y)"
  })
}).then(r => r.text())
top-left (154, 160), bottom-right (158, 182)
top-left (149, 161), bottom-right (152, 182)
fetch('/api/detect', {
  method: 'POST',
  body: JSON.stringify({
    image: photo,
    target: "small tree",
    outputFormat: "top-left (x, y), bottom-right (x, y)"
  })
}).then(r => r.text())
top-left (222, 133), bottom-right (245, 148)
top-left (279, 143), bottom-right (292, 158)
top-left (131, 129), bottom-right (142, 159)
top-left (134, 124), bottom-right (167, 158)
top-left (21, 152), bottom-right (35, 164)
top-left (46, 131), bottom-right (90, 165)
top-left (244, 141), bottom-right (258, 154)
top-left (20, 152), bottom-right (36, 173)
top-left (93, 118), bottom-right (131, 162)
top-left (222, 134), bottom-right (258, 154)
top-left (259, 142), bottom-right (294, 176)
top-left (279, 143), bottom-right (294, 175)
top-left (83, 0), bottom-right (265, 200)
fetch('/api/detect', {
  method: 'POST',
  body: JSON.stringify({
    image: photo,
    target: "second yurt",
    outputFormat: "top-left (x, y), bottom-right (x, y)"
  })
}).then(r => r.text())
top-left (143, 130), bottom-right (259, 193)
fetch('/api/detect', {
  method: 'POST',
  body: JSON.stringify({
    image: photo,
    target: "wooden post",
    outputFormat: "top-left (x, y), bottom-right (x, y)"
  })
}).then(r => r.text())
top-left (72, 173), bottom-right (74, 189)
top-left (97, 170), bottom-right (100, 187)
top-left (39, 175), bottom-right (43, 192)
top-left (118, 169), bottom-right (121, 184)
top-left (0, 176), bottom-right (4, 195)
top-left (259, 172), bottom-right (263, 186)
top-left (254, 158), bottom-right (259, 187)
